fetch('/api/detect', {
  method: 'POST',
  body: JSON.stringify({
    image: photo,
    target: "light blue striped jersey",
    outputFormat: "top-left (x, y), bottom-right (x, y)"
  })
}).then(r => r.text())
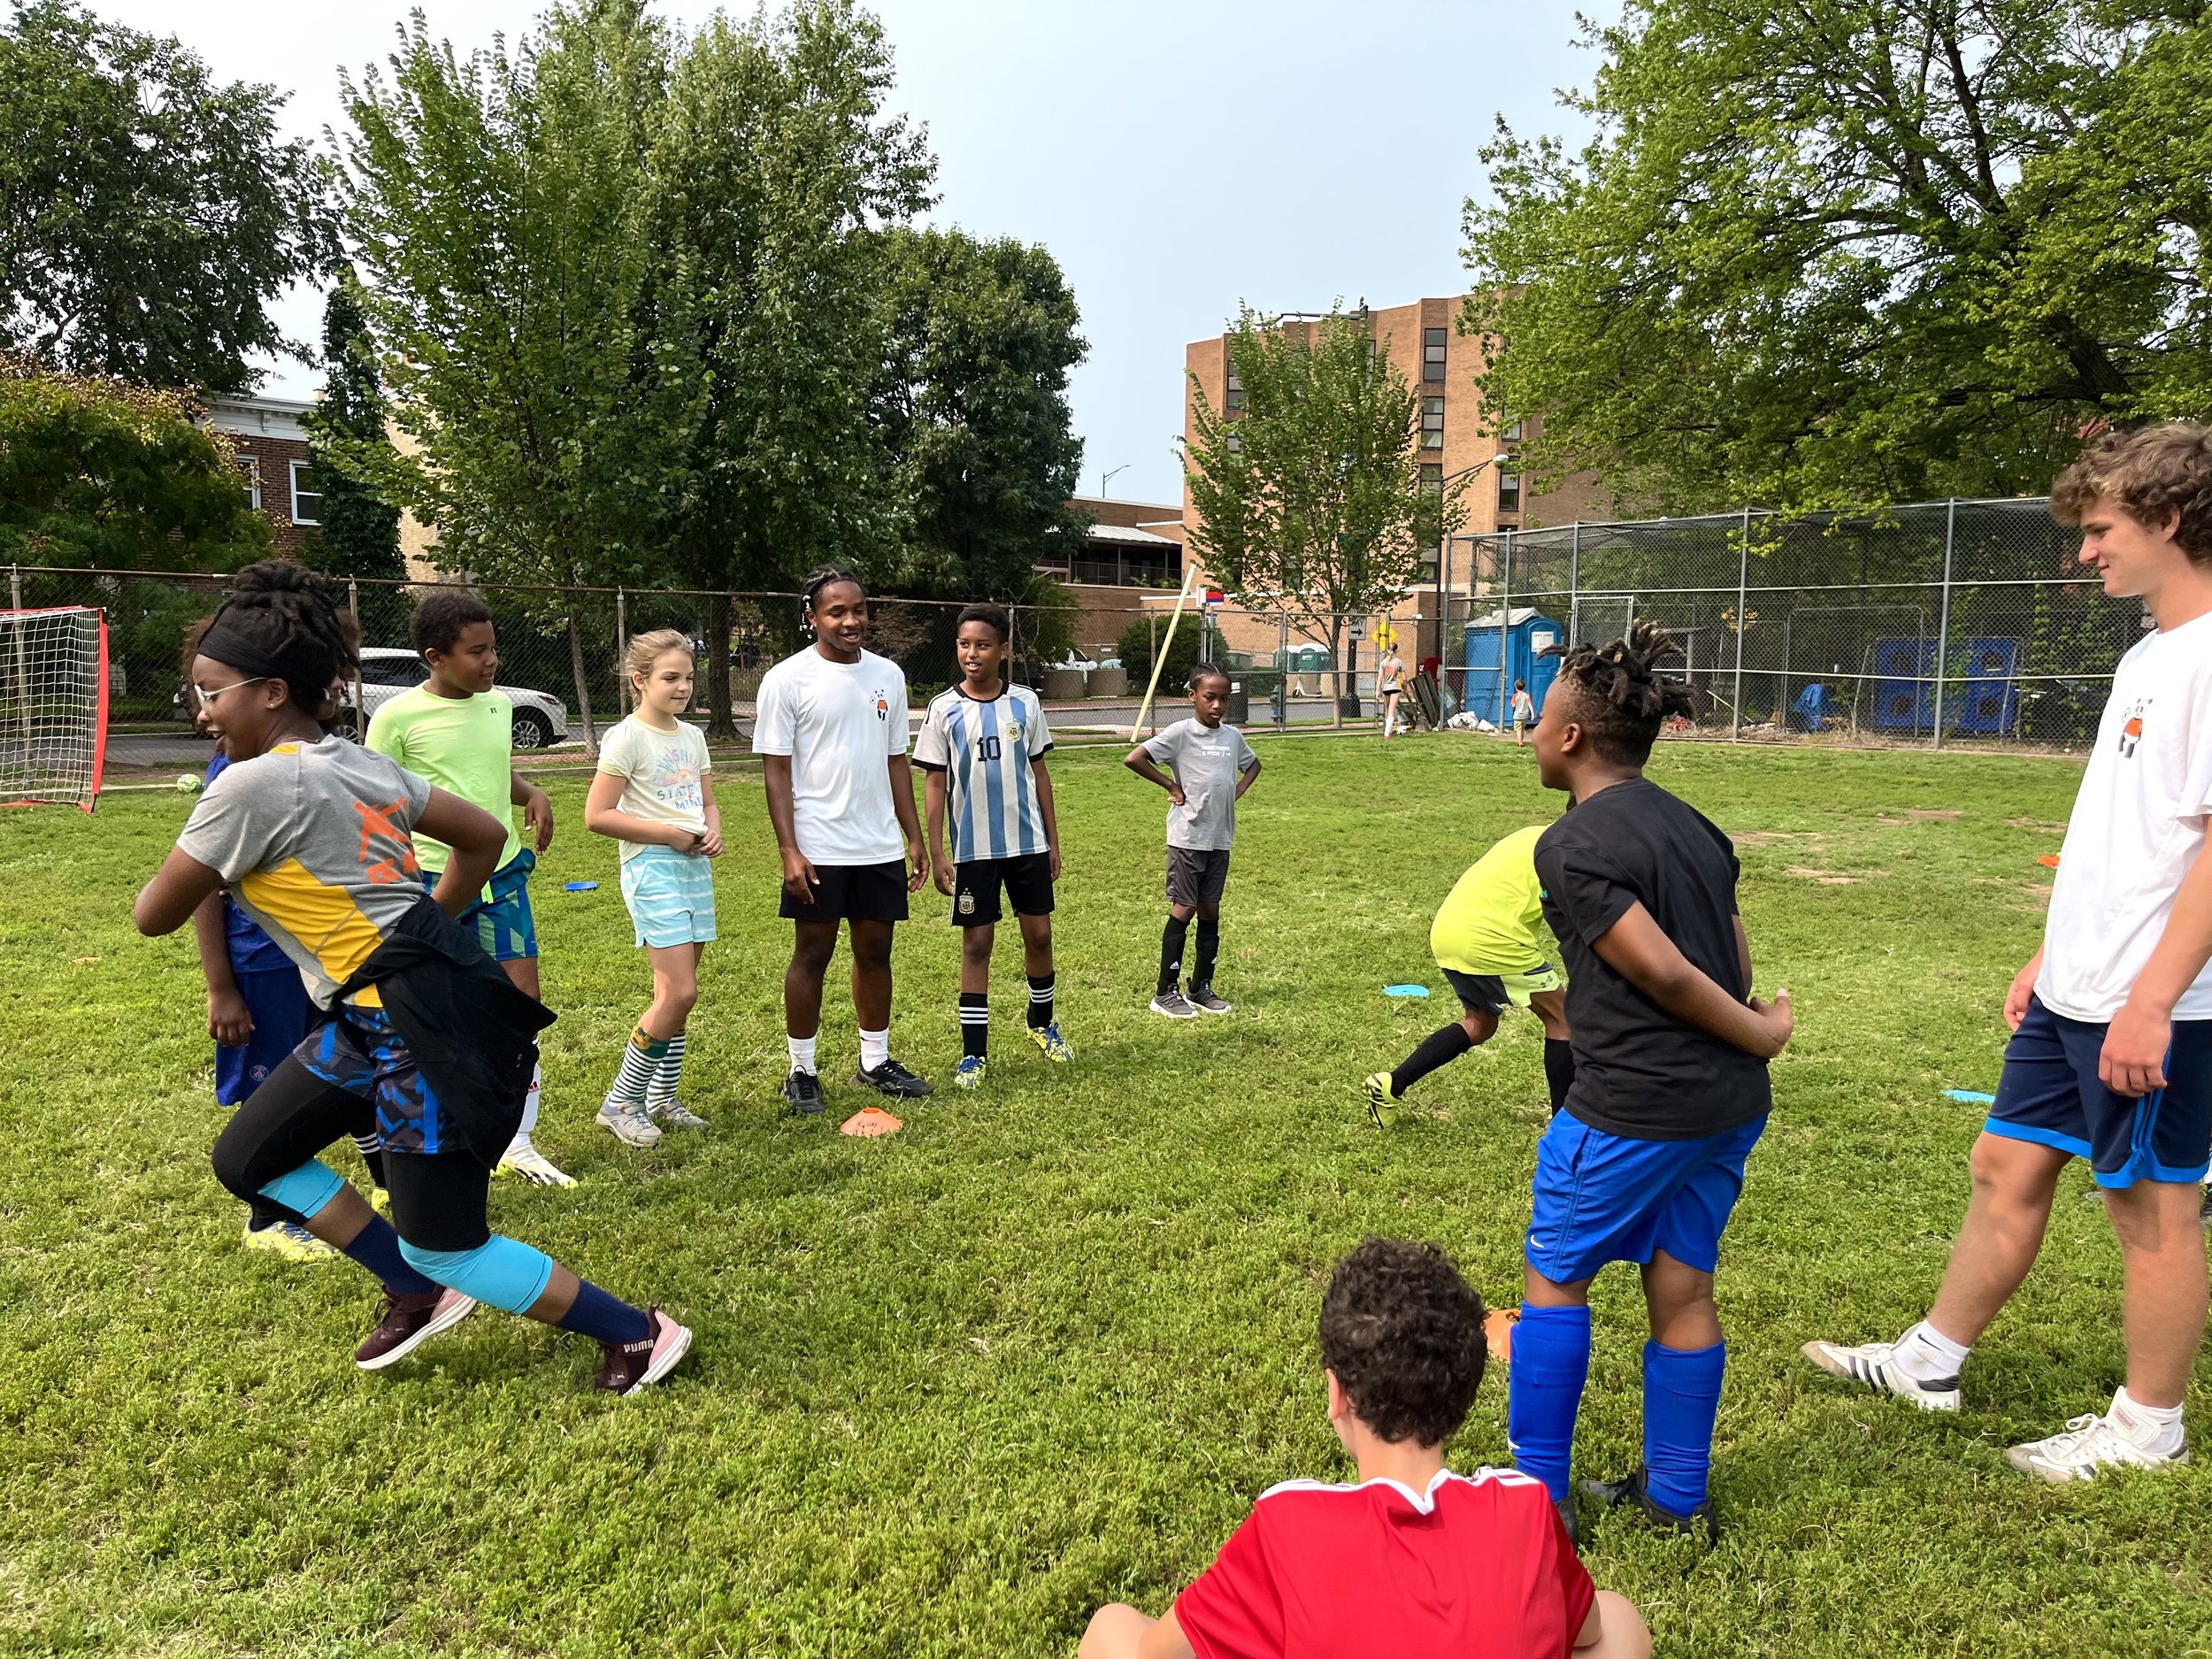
top-left (913, 683), bottom-right (1055, 864)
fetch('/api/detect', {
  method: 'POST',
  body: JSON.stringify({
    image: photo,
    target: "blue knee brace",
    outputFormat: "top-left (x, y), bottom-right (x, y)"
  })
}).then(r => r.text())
top-left (397, 1234), bottom-right (555, 1315)
top-left (256, 1160), bottom-right (345, 1221)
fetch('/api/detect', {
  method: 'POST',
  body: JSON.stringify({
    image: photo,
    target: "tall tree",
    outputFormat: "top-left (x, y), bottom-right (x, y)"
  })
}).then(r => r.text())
top-left (301, 279), bottom-right (403, 583)
top-left (637, 0), bottom-right (933, 733)
top-left (1182, 307), bottom-right (1465, 724)
top-left (1462, 2), bottom-right (2212, 515)
top-left (0, 0), bottom-right (334, 391)
top-left (874, 226), bottom-right (1089, 602)
top-left (336, 0), bottom-right (673, 746)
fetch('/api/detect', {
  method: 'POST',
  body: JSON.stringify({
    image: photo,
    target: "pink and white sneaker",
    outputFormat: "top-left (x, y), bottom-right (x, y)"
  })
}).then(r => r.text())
top-left (592, 1308), bottom-right (694, 1395)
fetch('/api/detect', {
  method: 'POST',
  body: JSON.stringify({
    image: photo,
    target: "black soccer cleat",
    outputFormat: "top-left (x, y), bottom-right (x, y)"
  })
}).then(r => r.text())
top-left (856, 1057), bottom-right (933, 1099)
top-left (782, 1067), bottom-right (826, 1118)
top-left (1580, 1465), bottom-right (1718, 1547)
top-left (1553, 1490), bottom-right (1584, 1555)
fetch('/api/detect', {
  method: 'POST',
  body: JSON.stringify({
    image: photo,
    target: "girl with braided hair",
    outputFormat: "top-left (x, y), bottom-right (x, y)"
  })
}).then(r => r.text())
top-left (1509, 619), bottom-right (1792, 1544)
top-left (134, 563), bottom-right (691, 1394)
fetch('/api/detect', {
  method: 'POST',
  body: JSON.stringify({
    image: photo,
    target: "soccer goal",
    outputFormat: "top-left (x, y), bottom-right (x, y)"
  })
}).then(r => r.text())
top-left (0, 606), bottom-right (109, 812)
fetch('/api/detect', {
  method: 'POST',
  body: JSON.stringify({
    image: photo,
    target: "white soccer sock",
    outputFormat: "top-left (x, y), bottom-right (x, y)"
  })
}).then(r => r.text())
top-left (859, 1027), bottom-right (890, 1071)
top-left (787, 1034), bottom-right (818, 1076)
top-left (2108, 1386), bottom-right (2185, 1455)
top-left (517, 1061), bottom-right (542, 1137)
top-left (1894, 1319), bottom-right (1971, 1382)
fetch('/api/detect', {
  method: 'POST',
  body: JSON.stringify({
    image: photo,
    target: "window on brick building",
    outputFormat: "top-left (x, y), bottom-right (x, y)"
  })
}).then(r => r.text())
top-left (1225, 357), bottom-right (1245, 413)
top-left (1422, 396), bottom-right (1445, 449)
top-left (290, 460), bottom-right (322, 526)
top-left (1496, 471), bottom-right (1521, 513)
top-left (1502, 417), bottom-right (1525, 442)
top-left (1420, 463), bottom-right (1442, 501)
top-left (1423, 327), bottom-right (1447, 383)
top-left (240, 455), bottom-right (260, 511)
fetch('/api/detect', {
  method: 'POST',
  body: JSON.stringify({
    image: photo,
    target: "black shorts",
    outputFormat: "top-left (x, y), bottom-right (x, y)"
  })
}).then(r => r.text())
top-left (952, 853), bottom-right (1054, 926)
top-left (1166, 846), bottom-right (1232, 910)
top-left (1443, 969), bottom-right (1511, 1015)
top-left (781, 858), bottom-right (911, 924)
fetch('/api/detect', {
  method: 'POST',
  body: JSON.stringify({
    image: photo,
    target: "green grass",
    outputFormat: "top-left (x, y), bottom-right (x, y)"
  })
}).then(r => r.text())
top-left (2, 737), bottom-right (2207, 1658)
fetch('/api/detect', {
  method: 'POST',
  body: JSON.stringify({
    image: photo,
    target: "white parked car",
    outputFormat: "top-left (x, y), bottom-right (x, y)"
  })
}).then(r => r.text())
top-left (346, 647), bottom-right (572, 749)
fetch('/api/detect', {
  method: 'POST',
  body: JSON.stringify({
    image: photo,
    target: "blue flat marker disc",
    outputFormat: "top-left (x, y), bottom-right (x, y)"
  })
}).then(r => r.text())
top-left (1944, 1088), bottom-right (1995, 1104)
top-left (562, 880), bottom-right (599, 892)
top-left (1384, 984), bottom-right (1431, 998)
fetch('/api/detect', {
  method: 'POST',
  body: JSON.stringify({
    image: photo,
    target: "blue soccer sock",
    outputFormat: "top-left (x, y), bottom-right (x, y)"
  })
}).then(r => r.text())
top-left (341, 1216), bottom-right (440, 1298)
top-left (1508, 1302), bottom-right (1592, 1502)
top-left (556, 1279), bottom-right (653, 1345)
top-left (1643, 1338), bottom-right (1727, 1517)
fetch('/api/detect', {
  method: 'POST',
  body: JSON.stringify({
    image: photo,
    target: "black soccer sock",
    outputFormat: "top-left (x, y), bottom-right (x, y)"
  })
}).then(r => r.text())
top-left (959, 992), bottom-right (989, 1059)
top-left (1026, 973), bottom-right (1055, 1029)
top-left (1193, 918), bottom-right (1220, 990)
top-left (1158, 914), bottom-right (1190, 995)
top-left (353, 1133), bottom-right (388, 1191)
top-left (1543, 1038), bottom-right (1577, 1116)
top-left (1391, 1022), bottom-right (1476, 1097)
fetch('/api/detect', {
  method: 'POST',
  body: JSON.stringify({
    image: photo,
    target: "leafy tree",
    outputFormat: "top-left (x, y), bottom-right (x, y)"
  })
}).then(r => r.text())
top-left (335, 0), bottom-right (672, 747)
top-left (0, 0), bottom-right (334, 391)
top-left (874, 226), bottom-right (1089, 602)
top-left (1462, 1), bottom-right (2212, 515)
top-left (301, 279), bottom-right (406, 640)
top-left (1182, 306), bottom-right (1464, 722)
top-left (636, 0), bottom-right (933, 734)
top-left (1115, 612), bottom-right (1200, 695)
top-left (0, 354), bottom-right (269, 569)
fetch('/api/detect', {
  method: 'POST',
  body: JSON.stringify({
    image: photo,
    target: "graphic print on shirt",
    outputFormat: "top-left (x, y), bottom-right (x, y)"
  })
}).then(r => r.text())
top-left (354, 797), bottom-right (421, 885)
top-left (2116, 696), bottom-right (2149, 758)
top-left (645, 736), bottom-right (702, 814)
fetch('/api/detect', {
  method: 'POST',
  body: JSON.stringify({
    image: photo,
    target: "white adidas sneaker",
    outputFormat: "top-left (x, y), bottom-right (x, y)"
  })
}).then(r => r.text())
top-left (1801, 1338), bottom-right (1962, 1412)
top-left (2006, 1410), bottom-right (2190, 1484)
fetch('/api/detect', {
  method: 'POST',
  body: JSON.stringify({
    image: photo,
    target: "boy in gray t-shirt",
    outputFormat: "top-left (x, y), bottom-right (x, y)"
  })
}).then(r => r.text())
top-left (1125, 665), bottom-right (1263, 1018)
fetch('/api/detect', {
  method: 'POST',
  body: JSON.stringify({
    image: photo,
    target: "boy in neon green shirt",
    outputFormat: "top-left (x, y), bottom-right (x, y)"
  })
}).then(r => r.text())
top-left (367, 590), bottom-right (567, 1184)
top-left (1364, 825), bottom-right (1572, 1125)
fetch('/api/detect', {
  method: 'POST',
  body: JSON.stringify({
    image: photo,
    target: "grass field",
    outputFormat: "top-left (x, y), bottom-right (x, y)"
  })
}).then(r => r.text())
top-left (2, 735), bottom-right (2207, 1658)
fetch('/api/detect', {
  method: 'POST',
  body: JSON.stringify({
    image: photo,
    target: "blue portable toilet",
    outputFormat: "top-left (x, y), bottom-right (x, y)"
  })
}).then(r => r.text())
top-left (1463, 608), bottom-right (1563, 726)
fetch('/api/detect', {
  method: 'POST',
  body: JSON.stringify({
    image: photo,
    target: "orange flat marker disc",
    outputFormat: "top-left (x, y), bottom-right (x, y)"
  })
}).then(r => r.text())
top-left (1485, 1307), bottom-right (1518, 1365)
top-left (841, 1106), bottom-right (902, 1137)
top-left (2037, 855), bottom-right (2061, 868)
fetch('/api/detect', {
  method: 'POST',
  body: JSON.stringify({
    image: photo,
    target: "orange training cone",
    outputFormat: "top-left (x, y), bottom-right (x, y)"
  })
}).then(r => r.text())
top-left (841, 1106), bottom-right (902, 1137)
top-left (1485, 1307), bottom-right (1518, 1365)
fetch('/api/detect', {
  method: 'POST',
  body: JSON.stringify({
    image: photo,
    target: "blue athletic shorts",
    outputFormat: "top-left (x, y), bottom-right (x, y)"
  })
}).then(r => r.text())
top-left (213, 965), bottom-right (314, 1106)
top-left (1525, 1110), bottom-right (1768, 1286)
top-left (295, 1002), bottom-right (449, 1155)
top-left (421, 849), bottom-right (538, 963)
top-left (620, 844), bottom-right (718, 949)
top-left (1985, 995), bottom-right (2212, 1187)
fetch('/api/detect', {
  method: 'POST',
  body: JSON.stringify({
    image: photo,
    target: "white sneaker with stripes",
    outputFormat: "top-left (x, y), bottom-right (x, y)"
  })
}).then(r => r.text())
top-left (2006, 1412), bottom-right (2190, 1483)
top-left (1801, 1338), bottom-right (1962, 1411)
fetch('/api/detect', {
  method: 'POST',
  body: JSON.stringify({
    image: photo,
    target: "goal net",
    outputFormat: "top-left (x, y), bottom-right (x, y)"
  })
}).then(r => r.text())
top-left (0, 607), bottom-right (109, 812)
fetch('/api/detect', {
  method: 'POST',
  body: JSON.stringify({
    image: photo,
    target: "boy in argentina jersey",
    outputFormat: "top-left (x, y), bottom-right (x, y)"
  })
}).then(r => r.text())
top-left (915, 605), bottom-right (1070, 1087)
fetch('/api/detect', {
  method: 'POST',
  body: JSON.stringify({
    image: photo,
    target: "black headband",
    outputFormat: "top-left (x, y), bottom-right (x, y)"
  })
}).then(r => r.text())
top-left (196, 620), bottom-right (293, 681)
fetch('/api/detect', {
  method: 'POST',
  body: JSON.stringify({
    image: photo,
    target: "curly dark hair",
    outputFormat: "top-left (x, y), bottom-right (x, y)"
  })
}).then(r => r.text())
top-left (197, 561), bottom-right (358, 710)
top-left (956, 603), bottom-right (1010, 643)
top-left (2051, 423), bottom-right (2212, 563)
top-left (799, 565), bottom-right (866, 628)
top-left (410, 588), bottom-right (494, 656)
top-left (1318, 1238), bottom-right (1487, 1448)
top-left (1545, 619), bottom-right (1694, 766)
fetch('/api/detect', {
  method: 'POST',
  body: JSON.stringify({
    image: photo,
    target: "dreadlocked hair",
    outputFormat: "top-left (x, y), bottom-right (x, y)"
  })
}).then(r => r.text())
top-left (198, 562), bottom-right (359, 710)
top-left (1548, 618), bottom-right (1694, 766)
top-left (799, 565), bottom-right (865, 629)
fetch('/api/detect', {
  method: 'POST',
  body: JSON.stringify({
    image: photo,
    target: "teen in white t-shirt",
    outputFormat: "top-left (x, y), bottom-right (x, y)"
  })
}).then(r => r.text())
top-left (1805, 425), bottom-right (2212, 1484)
top-left (753, 568), bottom-right (930, 1114)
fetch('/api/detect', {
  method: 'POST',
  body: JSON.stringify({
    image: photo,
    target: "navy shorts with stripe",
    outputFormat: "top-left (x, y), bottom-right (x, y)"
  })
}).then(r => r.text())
top-left (1985, 995), bottom-right (2212, 1187)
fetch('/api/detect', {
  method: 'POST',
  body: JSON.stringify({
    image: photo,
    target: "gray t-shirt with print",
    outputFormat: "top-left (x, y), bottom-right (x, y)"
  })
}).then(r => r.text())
top-left (1141, 718), bottom-right (1258, 851)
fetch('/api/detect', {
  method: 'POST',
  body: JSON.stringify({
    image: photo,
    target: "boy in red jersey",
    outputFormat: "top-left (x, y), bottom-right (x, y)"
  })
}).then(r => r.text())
top-left (1078, 1239), bottom-right (1648, 1659)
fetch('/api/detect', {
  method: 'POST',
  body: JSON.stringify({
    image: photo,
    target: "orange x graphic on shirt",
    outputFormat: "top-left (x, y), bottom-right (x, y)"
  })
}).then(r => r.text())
top-left (355, 797), bottom-right (421, 885)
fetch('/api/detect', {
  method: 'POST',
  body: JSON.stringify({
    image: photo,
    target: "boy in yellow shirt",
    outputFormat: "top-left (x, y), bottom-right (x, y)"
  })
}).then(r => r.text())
top-left (1365, 826), bottom-right (1571, 1125)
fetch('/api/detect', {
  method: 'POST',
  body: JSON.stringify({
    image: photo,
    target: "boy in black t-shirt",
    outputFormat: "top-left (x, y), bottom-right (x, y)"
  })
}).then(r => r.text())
top-left (1510, 624), bottom-right (1793, 1543)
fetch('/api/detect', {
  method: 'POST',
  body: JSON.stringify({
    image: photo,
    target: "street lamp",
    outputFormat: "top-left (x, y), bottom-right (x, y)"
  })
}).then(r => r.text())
top-left (1100, 463), bottom-right (1131, 497)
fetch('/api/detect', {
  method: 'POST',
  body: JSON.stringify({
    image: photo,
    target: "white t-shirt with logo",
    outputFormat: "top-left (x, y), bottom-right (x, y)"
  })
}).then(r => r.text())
top-left (2037, 611), bottom-right (2212, 1023)
top-left (751, 646), bottom-right (910, 866)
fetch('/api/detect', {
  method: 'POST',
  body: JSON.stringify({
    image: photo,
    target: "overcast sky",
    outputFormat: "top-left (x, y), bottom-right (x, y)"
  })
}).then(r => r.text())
top-left (112, 0), bottom-right (1614, 507)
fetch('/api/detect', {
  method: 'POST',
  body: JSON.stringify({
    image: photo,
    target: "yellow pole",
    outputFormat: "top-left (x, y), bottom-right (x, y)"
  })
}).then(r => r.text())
top-left (1130, 564), bottom-right (1202, 742)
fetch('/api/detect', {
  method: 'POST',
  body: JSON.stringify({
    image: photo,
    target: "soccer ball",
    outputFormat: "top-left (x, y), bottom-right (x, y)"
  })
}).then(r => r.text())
top-left (176, 772), bottom-right (204, 795)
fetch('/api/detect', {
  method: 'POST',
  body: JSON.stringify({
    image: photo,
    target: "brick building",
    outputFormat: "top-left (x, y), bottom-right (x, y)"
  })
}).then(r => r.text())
top-left (207, 394), bottom-right (323, 557)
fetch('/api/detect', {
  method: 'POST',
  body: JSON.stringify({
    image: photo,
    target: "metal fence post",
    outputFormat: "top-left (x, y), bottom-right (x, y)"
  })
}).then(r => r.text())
top-left (1731, 509), bottom-right (1749, 741)
top-left (1568, 524), bottom-right (1580, 645)
top-left (346, 580), bottom-right (364, 741)
top-left (1932, 498), bottom-right (1955, 750)
top-left (1497, 528), bottom-right (1516, 727)
top-left (615, 588), bottom-right (628, 712)
top-left (9, 564), bottom-right (28, 760)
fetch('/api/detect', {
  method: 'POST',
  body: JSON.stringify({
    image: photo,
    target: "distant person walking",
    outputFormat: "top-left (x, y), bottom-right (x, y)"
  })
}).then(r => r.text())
top-left (1379, 647), bottom-right (1408, 739)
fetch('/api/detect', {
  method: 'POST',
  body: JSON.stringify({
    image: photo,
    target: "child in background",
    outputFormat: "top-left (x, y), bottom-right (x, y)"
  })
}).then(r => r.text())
top-left (1125, 665), bottom-right (1261, 1019)
top-left (1077, 1238), bottom-right (1649, 1659)
top-left (1379, 645), bottom-right (1407, 739)
top-left (1513, 623), bottom-right (1791, 1545)
top-left (586, 630), bottom-right (720, 1148)
top-left (1512, 679), bottom-right (1536, 747)
top-left (1364, 825), bottom-right (1571, 1126)
top-left (915, 604), bottom-right (1071, 1090)
top-left (366, 591), bottom-right (569, 1186)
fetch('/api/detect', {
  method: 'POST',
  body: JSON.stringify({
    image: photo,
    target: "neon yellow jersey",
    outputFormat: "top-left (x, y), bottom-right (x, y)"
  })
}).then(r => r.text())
top-left (365, 683), bottom-right (519, 874)
top-left (1430, 825), bottom-right (1555, 976)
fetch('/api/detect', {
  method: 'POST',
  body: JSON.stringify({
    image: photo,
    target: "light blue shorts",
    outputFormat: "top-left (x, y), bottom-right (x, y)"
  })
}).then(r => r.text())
top-left (620, 844), bottom-right (718, 949)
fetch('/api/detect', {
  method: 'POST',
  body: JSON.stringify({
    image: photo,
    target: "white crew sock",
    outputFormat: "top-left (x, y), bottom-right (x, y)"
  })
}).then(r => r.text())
top-left (2108, 1386), bottom-right (2185, 1455)
top-left (859, 1027), bottom-right (890, 1071)
top-left (517, 1061), bottom-right (542, 1138)
top-left (1893, 1319), bottom-right (1971, 1382)
top-left (787, 1034), bottom-right (818, 1076)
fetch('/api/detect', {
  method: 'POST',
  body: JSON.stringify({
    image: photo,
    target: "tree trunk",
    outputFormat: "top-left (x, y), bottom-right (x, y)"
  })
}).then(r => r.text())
top-left (565, 607), bottom-right (598, 753)
top-left (706, 589), bottom-right (736, 741)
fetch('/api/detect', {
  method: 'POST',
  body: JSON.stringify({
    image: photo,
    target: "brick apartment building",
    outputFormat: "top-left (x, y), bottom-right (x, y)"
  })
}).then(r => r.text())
top-left (206, 394), bottom-right (323, 557)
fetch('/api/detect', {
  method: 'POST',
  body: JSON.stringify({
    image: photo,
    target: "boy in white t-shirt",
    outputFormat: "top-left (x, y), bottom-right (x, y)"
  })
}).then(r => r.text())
top-left (752, 567), bottom-right (931, 1115)
top-left (1807, 424), bottom-right (2212, 1482)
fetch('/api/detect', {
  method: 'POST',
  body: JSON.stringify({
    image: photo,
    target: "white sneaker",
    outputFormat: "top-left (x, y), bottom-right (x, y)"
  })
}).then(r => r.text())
top-left (1149, 991), bottom-right (1198, 1019)
top-left (1801, 1339), bottom-right (1962, 1411)
top-left (2006, 1412), bottom-right (2190, 1483)
top-left (596, 1102), bottom-right (663, 1148)
top-left (496, 1133), bottom-right (578, 1187)
top-left (648, 1098), bottom-right (709, 1130)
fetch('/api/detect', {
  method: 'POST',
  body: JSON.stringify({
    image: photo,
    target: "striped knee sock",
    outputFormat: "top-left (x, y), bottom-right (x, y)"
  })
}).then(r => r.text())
top-left (605, 1025), bottom-right (671, 1110)
top-left (647, 1033), bottom-right (687, 1109)
top-left (959, 993), bottom-right (989, 1059)
top-left (1026, 973), bottom-right (1055, 1029)
top-left (351, 1132), bottom-right (387, 1190)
